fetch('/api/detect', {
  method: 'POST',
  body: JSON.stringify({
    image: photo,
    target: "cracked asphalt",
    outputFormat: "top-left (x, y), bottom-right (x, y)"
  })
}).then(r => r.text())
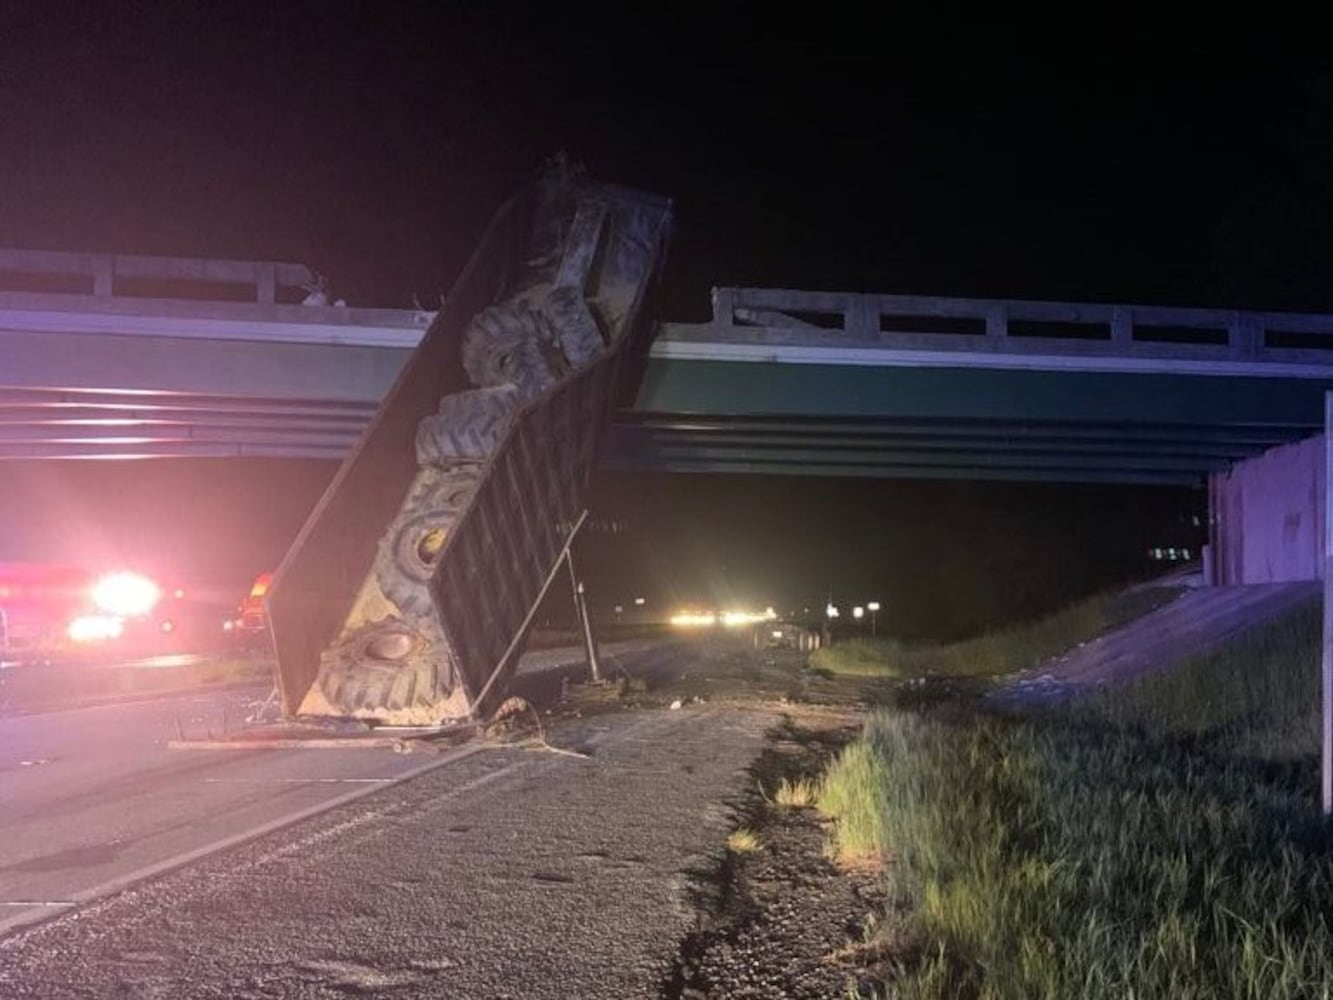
top-left (0, 703), bottom-right (778, 999)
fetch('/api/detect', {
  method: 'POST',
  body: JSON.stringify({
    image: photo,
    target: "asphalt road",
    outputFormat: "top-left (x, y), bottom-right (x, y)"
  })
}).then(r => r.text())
top-left (0, 683), bottom-right (455, 937)
top-left (0, 696), bottom-right (778, 998)
top-left (0, 639), bottom-right (681, 940)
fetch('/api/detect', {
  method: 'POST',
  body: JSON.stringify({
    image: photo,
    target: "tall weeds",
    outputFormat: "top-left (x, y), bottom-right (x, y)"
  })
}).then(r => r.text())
top-left (820, 601), bottom-right (1333, 999)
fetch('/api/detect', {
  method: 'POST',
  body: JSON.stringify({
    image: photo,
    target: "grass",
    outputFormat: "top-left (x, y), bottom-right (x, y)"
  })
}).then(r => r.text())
top-left (810, 584), bottom-right (1181, 680)
top-left (771, 777), bottom-right (819, 808)
top-left (726, 827), bottom-right (763, 854)
top-left (1097, 601), bottom-right (1321, 760)
top-left (819, 600), bottom-right (1333, 999)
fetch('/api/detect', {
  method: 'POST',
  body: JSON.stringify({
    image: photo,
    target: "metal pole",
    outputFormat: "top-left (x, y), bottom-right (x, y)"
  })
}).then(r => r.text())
top-left (1323, 391), bottom-right (1333, 815)
top-left (566, 548), bottom-right (601, 683)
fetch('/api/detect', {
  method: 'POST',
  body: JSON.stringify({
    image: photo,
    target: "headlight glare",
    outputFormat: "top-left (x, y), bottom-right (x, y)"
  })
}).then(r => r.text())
top-left (91, 572), bottom-right (161, 617)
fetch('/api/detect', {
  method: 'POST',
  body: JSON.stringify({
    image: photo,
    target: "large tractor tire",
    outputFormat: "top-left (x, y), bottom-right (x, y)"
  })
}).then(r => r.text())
top-left (462, 300), bottom-right (565, 400)
top-left (315, 618), bottom-right (454, 718)
top-left (543, 286), bottom-right (605, 367)
top-left (374, 466), bottom-right (481, 619)
top-left (416, 386), bottom-right (521, 466)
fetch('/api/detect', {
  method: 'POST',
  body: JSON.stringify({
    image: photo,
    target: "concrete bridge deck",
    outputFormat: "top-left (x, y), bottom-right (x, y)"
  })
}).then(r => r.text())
top-left (6, 250), bottom-right (1333, 481)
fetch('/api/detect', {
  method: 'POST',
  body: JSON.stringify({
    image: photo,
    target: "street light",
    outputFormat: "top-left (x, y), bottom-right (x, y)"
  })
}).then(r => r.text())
top-left (634, 596), bottom-right (645, 606)
top-left (867, 600), bottom-right (880, 636)
top-left (825, 602), bottom-right (839, 619)
top-left (853, 605), bottom-right (865, 620)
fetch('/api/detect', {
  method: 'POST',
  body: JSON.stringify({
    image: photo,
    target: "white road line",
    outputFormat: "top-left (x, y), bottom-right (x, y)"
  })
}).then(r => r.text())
top-left (201, 777), bottom-right (397, 784)
top-left (0, 901), bottom-right (74, 908)
top-left (0, 740), bottom-right (490, 938)
top-left (390, 755), bottom-right (540, 821)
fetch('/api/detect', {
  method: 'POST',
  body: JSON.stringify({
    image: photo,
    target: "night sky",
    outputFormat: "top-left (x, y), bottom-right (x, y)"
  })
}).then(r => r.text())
top-left (0, 9), bottom-right (1324, 634)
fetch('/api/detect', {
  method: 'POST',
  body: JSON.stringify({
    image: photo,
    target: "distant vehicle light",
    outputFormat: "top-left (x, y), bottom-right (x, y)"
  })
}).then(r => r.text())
top-left (670, 609), bottom-right (774, 628)
top-left (722, 610), bottom-right (769, 627)
top-left (222, 619), bottom-right (235, 632)
top-left (91, 572), bottom-right (161, 617)
top-left (67, 614), bottom-right (124, 643)
top-left (670, 612), bottom-right (717, 628)
top-left (173, 588), bottom-right (186, 600)
top-left (160, 619), bottom-right (175, 633)
top-left (771, 629), bottom-right (784, 639)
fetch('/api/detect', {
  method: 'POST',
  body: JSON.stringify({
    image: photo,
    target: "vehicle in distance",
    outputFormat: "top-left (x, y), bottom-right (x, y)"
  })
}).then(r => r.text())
top-left (222, 571), bottom-right (274, 654)
top-left (0, 563), bottom-right (186, 666)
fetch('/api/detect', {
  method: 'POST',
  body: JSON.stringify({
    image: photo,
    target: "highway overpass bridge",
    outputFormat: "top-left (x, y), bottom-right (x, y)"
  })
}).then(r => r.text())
top-left (4, 248), bottom-right (1333, 486)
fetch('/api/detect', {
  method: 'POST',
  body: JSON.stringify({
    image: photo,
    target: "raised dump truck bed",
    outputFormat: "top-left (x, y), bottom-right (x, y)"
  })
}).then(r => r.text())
top-left (267, 173), bottom-right (672, 725)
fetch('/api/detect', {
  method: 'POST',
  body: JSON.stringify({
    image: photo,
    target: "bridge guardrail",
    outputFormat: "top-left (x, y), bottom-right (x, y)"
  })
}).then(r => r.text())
top-left (673, 287), bottom-right (1333, 367)
top-left (0, 248), bottom-right (318, 304)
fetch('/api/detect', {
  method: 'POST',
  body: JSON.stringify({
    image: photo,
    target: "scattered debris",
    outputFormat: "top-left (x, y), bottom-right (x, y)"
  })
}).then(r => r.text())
top-left (485, 696), bottom-right (590, 759)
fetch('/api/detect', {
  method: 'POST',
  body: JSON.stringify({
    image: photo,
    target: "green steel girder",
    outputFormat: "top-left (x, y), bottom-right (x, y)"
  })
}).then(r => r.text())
top-left (634, 360), bottom-right (1333, 425)
top-left (610, 359), bottom-right (1333, 481)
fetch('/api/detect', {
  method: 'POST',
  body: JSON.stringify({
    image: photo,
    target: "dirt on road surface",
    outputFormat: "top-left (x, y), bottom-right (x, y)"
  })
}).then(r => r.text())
top-left (0, 639), bottom-right (888, 999)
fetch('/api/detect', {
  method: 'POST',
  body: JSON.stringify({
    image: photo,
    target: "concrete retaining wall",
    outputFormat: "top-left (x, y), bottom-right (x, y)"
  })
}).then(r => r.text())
top-left (1209, 434), bottom-right (1324, 584)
